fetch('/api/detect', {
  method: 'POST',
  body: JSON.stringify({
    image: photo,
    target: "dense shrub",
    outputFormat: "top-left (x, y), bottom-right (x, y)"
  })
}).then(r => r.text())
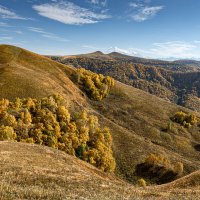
top-left (0, 126), bottom-right (16, 141)
top-left (171, 111), bottom-right (198, 128)
top-left (72, 68), bottom-right (115, 101)
top-left (0, 95), bottom-right (116, 172)
top-left (137, 178), bottom-right (147, 187)
top-left (135, 154), bottom-right (184, 184)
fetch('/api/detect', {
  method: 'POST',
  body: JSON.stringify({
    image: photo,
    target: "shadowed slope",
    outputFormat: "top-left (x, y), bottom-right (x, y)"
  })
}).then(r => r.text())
top-left (159, 170), bottom-right (200, 189)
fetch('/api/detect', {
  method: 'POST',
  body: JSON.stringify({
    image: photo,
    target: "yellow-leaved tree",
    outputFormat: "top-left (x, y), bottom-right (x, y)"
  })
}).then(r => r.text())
top-left (0, 95), bottom-right (116, 172)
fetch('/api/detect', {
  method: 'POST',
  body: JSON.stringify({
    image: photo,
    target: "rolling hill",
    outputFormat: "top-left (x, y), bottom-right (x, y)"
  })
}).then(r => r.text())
top-left (0, 141), bottom-right (199, 200)
top-left (50, 51), bottom-right (200, 112)
top-left (0, 44), bottom-right (200, 199)
top-left (0, 45), bottom-right (85, 105)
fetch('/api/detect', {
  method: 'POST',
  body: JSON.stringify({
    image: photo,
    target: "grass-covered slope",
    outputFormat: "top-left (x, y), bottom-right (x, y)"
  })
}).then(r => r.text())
top-left (0, 141), bottom-right (199, 200)
top-left (0, 45), bottom-right (84, 105)
top-left (0, 141), bottom-right (127, 200)
top-left (92, 82), bottom-right (200, 183)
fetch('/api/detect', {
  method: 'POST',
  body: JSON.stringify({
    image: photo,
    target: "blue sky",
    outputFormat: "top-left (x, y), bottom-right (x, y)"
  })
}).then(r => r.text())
top-left (1, 0), bottom-right (200, 59)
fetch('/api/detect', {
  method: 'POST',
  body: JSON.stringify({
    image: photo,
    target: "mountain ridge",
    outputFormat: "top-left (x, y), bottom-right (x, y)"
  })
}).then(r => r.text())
top-left (51, 50), bottom-right (200, 66)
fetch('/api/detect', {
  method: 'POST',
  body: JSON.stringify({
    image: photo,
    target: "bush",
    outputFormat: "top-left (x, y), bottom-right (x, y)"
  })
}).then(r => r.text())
top-left (171, 111), bottom-right (198, 128)
top-left (174, 162), bottom-right (184, 176)
top-left (135, 154), bottom-right (184, 184)
top-left (0, 95), bottom-right (116, 172)
top-left (137, 178), bottom-right (147, 187)
top-left (0, 126), bottom-right (16, 141)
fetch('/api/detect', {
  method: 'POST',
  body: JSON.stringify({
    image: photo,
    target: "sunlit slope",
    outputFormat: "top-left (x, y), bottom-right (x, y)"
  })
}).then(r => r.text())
top-left (0, 141), bottom-right (129, 200)
top-left (92, 82), bottom-right (200, 182)
top-left (0, 141), bottom-right (199, 200)
top-left (0, 45), bottom-right (84, 105)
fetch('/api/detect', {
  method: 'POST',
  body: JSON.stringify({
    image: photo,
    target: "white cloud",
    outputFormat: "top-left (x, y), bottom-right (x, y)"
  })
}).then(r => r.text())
top-left (100, 41), bottom-right (200, 59)
top-left (129, 2), bottom-right (142, 8)
top-left (0, 36), bottom-right (13, 41)
top-left (0, 22), bottom-right (11, 27)
top-left (153, 41), bottom-right (195, 53)
top-left (104, 46), bottom-right (138, 56)
top-left (14, 30), bottom-right (23, 34)
top-left (0, 5), bottom-right (28, 20)
top-left (89, 0), bottom-right (107, 7)
top-left (193, 40), bottom-right (200, 44)
top-left (42, 34), bottom-right (69, 42)
top-left (82, 45), bottom-right (98, 50)
top-left (33, 1), bottom-right (110, 25)
top-left (148, 41), bottom-right (196, 58)
top-left (90, 0), bottom-right (98, 3)
top-left (28, 27), bottom-right (48, 34)
top-left (28, 27), bottom-right (69, 42)
top-left (129, 1), bottom-right (164, 22)
top-left (129, 41), bottom-right (200, 59)
top-left (132, 6), bottom-right (163, 22)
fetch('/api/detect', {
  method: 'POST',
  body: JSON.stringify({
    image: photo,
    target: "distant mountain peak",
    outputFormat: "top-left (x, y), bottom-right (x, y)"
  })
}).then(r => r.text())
top-left (107, 51), bottom-right (125, 56)
top-left (78, 51), bottom-right (108, 59)
top-left (94, 51), bottom-right (104, 55)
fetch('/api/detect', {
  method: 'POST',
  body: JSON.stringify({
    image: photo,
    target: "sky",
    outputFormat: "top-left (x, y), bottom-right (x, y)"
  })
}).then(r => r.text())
top-left (1, 0), bottom-right (200, 59)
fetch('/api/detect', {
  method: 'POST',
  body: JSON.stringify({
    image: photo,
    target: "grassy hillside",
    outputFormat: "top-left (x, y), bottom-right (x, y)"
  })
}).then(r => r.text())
top-left (0, 45), bottom-right (85, 106)
top-left (0, 141), bottom-right (199, 200)
top-left (91, 82), bottom-right (200, 183)
top-left (0, 141), bottom-right (127, 200)
top-left (0, 45), bottom-right (200, 197)
top-left (50, 52), bottom-right (200, 112)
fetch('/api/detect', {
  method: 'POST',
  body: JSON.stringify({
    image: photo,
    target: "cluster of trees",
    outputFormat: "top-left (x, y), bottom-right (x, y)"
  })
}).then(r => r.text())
top-left (72, 68), bottom-right (115, 101)
top-left (136, 153), bottom-right (183, 184)
top-left (0, 95), bottom-right (116, 172)
top-left (59, 57), bottom-right (178, 103)
top-left (171, 111), bottom-right (198, 128)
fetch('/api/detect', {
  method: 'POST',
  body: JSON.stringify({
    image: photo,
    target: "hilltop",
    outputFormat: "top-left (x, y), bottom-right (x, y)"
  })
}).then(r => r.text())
top-left (0, 45), bottom-right (200, 198)
top-left (50, 51), bottom-right (200, 112)
top-left (0, 45), bottom-right (85, 106)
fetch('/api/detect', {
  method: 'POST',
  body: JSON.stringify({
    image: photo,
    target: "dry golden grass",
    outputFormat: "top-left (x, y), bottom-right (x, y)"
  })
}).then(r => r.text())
top-left (91, 82), bottom-right (200, 183)
top-left (0, 44), bottom-right (85, 107)
top-left (0, 141), bottom-right (199, 200)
